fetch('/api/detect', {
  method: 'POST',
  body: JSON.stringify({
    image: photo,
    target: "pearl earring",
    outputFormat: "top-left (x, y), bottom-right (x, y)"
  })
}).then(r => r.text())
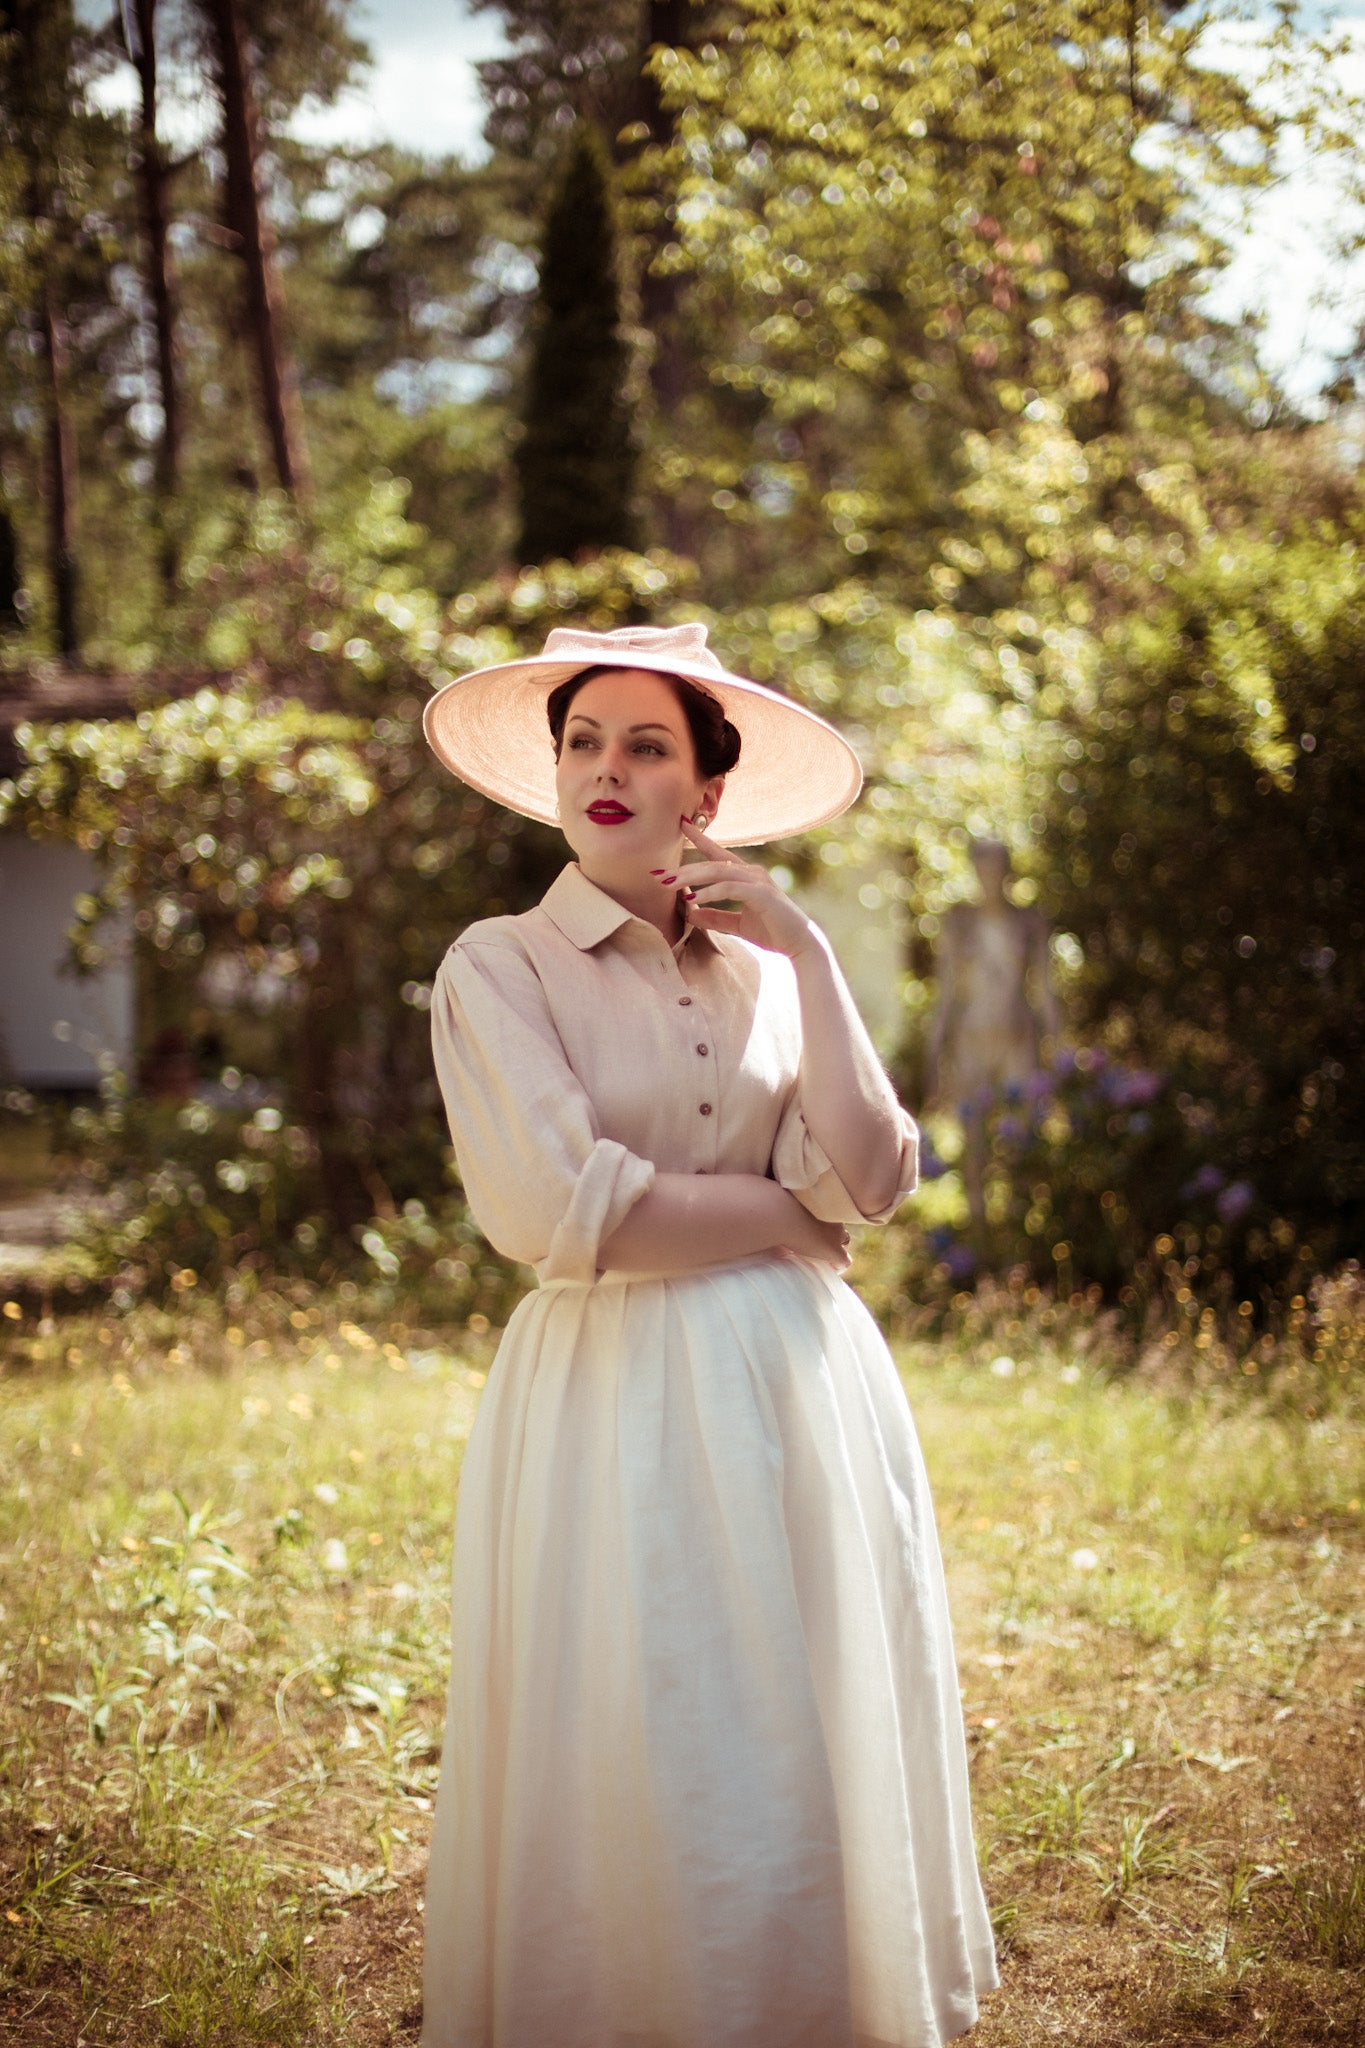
top-left (694, 813), bottom-right (708, 827)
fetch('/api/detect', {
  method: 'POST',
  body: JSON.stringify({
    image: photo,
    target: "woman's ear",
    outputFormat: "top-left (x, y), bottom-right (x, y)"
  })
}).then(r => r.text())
top-left (698, 774), bottom-right (726, 826)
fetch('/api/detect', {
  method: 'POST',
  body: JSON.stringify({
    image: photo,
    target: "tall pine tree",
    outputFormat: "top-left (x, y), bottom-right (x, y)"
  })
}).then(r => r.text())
top-left (514, 123), bottom-right (638, 564)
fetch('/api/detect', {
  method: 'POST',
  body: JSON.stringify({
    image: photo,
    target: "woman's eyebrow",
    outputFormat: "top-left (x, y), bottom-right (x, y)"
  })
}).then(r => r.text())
top-left (566, 716), bottom-right (677, 736)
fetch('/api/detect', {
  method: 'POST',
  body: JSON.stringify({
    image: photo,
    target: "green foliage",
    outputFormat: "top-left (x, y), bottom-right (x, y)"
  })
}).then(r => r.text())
top-left (643, 0), bottom-right (1280, 598)
top-left (2, 0), bottom-right (1363, 1330)
top-left (1040, 526), bottom-right (1365, 1297)
top-left (0, 511), bottom-right (699, 1285)
top-left (477, 0), bottom-right (645, 165)
top-left (51, 1084), bottom-right (523, 1318)
top-left (514, 123), bottom-right (640, 563)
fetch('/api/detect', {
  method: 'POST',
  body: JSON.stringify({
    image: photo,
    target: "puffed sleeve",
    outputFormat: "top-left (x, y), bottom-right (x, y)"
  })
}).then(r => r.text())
top-left (430, 936), bottom-right (656, 1285)
top-left (771, 1089), bottom-right (919, 1226)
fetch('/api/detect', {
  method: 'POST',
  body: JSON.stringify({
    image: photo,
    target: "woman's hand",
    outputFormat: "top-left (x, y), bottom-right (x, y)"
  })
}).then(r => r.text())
top-left (676, 816), bottom-right (822, 960)
top-left (778, 1201), bottom-right (852, 1274)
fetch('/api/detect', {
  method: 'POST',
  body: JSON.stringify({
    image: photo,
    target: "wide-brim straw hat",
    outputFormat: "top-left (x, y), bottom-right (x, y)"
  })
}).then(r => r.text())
top-left (422, 622), bottom-right (862, 847)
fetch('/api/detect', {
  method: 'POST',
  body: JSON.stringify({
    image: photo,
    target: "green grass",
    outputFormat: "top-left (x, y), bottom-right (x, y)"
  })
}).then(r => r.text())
top-left (1, 1297), bottom-right (1362, 2046)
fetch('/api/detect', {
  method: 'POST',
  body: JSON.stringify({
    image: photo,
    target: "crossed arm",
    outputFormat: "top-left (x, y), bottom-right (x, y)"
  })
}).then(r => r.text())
top-left (598, 928), bottom-right (908, 1277)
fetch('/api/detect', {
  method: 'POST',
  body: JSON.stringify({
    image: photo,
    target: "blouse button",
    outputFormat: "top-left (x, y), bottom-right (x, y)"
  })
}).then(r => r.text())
top-left (696, 1043), bottom-right (709, 1057)
top-left (678, 995), bottom-right (693, 1006)
top-left (699, 1102), bottom-right (713, 1116)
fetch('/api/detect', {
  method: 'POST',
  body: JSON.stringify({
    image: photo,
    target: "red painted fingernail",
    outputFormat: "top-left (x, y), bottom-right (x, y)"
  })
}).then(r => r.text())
top-left (649, 868), bottom-right (665, 874)
top-left (661, 873), bottom-right (677, 885)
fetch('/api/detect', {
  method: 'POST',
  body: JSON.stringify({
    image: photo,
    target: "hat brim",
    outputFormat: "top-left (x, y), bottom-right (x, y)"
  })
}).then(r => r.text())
top-left (422, 650), bottom-right (863, 847)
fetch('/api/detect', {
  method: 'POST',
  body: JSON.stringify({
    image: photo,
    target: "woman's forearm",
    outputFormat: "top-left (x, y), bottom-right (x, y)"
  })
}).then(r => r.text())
top-left (789, 928), bottom-right (907, 1216)
top-left (597, 1171), bottom-right (807, 1276)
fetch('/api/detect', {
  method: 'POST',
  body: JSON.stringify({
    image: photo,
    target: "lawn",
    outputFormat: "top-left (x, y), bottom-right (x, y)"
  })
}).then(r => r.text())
top-left (1, 1294), bottom-right (1361, 2046)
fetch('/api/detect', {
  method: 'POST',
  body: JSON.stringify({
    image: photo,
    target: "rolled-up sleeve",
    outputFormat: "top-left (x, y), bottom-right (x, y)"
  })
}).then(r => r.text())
top-left (771, 1092), bottom-right (919, 1226)
top-left (430, 937), bottom-right (656, 1284)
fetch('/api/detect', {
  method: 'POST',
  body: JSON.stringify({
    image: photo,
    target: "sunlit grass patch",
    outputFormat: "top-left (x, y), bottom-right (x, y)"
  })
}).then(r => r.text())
top-left (1, 1297), bottom-right (493, 2045)
top-left (907, 1343), bottom-right (1364, 2046)
top-left (1, 1298), bottom-right (1361, 2045)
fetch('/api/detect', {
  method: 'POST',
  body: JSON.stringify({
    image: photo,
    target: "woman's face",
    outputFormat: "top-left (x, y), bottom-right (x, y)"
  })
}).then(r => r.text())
top-left (554, 668), bottom-right (725, 872)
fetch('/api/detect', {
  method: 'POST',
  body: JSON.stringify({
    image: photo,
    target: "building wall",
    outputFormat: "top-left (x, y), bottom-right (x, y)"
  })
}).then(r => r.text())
top-left (0, 837), bottom-right (135, 1088)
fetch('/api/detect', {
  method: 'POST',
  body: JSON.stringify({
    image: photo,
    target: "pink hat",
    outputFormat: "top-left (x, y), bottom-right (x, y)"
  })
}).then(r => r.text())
top-left (422, 622), bottom-right (863, 847)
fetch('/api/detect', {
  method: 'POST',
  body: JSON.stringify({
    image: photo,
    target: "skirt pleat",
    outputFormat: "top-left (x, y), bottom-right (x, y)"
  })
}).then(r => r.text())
top-left (421, 1256), bottom-right (998, 2048)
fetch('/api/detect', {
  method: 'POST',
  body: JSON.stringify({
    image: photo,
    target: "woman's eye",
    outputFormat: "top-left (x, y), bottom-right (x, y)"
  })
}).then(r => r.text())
top-left (568, 734), bottom-right (596, 749)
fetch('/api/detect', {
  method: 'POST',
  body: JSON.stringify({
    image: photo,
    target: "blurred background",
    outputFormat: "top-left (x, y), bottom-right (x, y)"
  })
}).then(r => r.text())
top-left (1, 0), bottom-right (1363, 1353)
top-left (3, 16), bottom-right (1364, 2043)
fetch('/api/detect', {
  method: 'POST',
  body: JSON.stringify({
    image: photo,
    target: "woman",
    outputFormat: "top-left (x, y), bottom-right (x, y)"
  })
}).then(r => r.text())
top-left (419, 623), bottom-right (997, 2048)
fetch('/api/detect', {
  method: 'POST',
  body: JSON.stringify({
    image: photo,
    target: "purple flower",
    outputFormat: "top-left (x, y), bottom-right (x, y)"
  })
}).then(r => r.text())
top-left (1102, 1065), bottom-right (1165, 1108)
top-left (1051, 1048), bottom-right (1079, 1078)
top-left (927, 1224), bottom-right (957, 1254)
top-left (1181, 1164), bottom-right (1226, 1200)
top-left (1026, 1070), bottom-right (1056, 1101)
top-left (996, 1115), bottom-right (1027, 1144)
top-left (919, 1135), bottom-right (949, 1181)
top-left (944, 1244), bottom-right (978, 1282)
top-left (1215, 1179), bottom-right (1255, 1225)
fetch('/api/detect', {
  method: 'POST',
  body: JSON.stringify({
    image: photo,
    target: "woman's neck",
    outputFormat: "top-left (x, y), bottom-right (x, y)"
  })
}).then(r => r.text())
top-left (577, 858), bottom-right (685, 946)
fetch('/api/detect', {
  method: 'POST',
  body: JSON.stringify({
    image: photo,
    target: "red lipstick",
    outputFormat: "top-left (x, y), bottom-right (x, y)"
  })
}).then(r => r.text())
top-left (586, 800), bottom-right (634, 824)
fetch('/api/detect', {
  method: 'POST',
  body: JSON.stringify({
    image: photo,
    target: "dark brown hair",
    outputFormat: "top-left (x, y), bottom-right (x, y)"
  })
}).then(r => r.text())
top-left (546, 664), bottom-right (741, 779)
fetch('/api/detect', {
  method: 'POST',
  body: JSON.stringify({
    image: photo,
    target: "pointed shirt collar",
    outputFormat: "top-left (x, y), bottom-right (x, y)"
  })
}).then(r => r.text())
top-left (540, 861), bottom-right (712, 960)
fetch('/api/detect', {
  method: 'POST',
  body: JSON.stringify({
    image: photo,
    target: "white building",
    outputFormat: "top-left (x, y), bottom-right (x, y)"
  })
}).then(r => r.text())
top-left (0, 835), bottom-right (135, 1090)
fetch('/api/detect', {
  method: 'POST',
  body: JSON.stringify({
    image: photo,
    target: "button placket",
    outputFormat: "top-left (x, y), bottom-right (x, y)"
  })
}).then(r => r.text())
top-left (667, 958), bottom-right (719, 1157)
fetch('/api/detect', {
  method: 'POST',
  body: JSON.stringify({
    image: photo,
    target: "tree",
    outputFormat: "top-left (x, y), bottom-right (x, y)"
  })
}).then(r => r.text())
top-left (121, 0), bottom-right (182, 592)
top-left (514, 124), bottom-right (640, 563)
top-left (0, 503), bottom-right (694, 1285)
top-left (0, 508), bottom-right (21, 629)
top-left (480, 2), bottom-right (712, 448)
top-left (0, 1), bottom-right (89, 656)
top-left (648, 0), bottom-right (1280, 603)
top-left (478, 0), bottom-right (649, 166)
top-left (1039, 524), bottom-right (1365, 1296)
top-left (198, 0), bottom-right (314, 499)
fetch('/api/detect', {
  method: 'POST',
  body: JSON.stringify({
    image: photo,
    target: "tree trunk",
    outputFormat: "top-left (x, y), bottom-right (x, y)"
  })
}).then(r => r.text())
top-left (200, 0), bottom-right (311, 501)
top-left (0, 507), bottom-right (22, 630)
top-left (634, 0), bottom-right (692, 550)
top-left (635, 0), bottom-right (686, 402)
top-left (129, 0), bottom-right (181, 589)
top-left (40, 293), bottom-right (79, 660)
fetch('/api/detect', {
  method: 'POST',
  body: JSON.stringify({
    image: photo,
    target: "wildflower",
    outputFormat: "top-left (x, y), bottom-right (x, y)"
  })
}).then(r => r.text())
top-left (1069, 1547), bottom-right (1100, 1572)
top-left (918, 1133), bottom-right (949, 1180)
top-left (1215, 1179), bottom-right (1255, 1225)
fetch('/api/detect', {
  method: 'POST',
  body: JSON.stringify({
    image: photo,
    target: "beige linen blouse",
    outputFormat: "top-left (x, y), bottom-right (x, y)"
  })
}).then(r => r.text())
top-left (429, 861), bottom-right (919, 1288)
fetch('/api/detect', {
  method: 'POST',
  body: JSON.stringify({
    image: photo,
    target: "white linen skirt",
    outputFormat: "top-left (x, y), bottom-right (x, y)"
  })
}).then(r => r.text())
top-left (420, 1253), bottom-right (998, 2048)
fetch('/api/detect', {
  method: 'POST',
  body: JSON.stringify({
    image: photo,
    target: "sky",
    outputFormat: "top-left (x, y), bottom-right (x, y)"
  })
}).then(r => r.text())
top-left (286, 0), bottom-right (509, 163)
top-left (86, 0), bottom-right (1365, 411)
